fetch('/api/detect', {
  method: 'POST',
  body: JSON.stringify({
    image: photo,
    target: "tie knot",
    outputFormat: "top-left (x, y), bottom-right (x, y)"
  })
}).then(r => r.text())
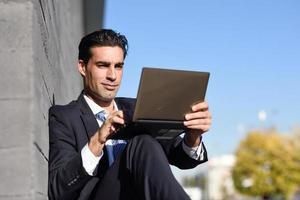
top-left (95, 110), bottom-right (106, 122)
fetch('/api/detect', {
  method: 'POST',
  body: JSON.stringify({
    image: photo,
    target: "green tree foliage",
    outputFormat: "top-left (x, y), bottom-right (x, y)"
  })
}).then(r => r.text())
top-left (232, 130), bottom-right (300, 199)
top-left (288, 130), bottom-right (300, 184)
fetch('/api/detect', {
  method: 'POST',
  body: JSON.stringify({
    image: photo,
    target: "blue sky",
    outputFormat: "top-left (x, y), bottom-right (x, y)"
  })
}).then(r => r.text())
top-left (104, 0), bottom-right (300, 158)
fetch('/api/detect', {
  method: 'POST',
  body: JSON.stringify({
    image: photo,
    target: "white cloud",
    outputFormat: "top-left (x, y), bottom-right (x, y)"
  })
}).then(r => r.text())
top-left (258, 110), bottom-right (267, 122)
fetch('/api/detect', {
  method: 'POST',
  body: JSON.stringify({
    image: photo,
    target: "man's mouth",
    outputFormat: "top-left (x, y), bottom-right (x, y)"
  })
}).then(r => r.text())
top-left (102, 83), bottom-right (118, 91)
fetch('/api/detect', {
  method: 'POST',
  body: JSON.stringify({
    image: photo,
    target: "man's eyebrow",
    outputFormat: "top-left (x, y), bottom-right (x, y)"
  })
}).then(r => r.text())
top-left (95, 61), bottom-right (124, 66)
top-left (116, 62), bottom-right (124, 66)
top-left (95, 61), bottom-right (110, 65)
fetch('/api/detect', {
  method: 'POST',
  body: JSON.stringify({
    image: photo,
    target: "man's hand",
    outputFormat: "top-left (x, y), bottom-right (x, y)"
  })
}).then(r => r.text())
top-left (89, 111), bottom-right (124, 156)
top-left (183, 101), bottom-right (212, 148)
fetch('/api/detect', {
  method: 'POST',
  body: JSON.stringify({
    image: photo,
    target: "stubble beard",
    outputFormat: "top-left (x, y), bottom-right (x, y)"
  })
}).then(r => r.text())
top-left (94, 85), bottom-right (120, 104)
top-left (84, 87), bottom-right (118, 107)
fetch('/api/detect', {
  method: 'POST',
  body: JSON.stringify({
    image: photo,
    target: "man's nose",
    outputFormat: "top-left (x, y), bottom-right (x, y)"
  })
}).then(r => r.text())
top-left (107, 66), bottom-right (116, 80)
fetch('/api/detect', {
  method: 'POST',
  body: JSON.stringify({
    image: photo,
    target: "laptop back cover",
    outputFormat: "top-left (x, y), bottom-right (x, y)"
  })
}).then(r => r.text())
top-left (133, 67), bottom-right (210, 122)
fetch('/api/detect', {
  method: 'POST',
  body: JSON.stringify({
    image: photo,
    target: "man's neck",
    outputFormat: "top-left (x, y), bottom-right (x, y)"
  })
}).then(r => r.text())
top-left (97, 100), bottom-right (114, 113)
top-left (84, 92), bottom-right (115, 113)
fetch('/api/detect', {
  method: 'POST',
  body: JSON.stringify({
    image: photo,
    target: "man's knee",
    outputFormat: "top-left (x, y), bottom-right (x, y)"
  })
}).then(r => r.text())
top-left (128, 134), bottom-right (164, 156)
top-left (133, 134), bottom-right (155, 143)
top-left (125, 134), bottom-right (170, 173)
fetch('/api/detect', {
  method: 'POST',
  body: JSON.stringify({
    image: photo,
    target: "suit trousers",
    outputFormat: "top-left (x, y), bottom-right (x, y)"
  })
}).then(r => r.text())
top-left (90, 134), bottom-right (191, 200)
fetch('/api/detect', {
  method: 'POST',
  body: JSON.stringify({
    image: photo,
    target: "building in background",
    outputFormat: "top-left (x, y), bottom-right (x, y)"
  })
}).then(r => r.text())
top-left (0, 0), bottom-right (104, 199)
top-left (206, 155), bottom-right (236, 200)
top-left (182, 154), bottom-right (261, 200)
top-left (181, 154), bottom-right (240, 200)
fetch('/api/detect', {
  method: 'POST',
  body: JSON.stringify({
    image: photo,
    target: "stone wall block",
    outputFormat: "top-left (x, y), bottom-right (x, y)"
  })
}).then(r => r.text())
top-left (0, 147), bottom-right (31, 197)
top-left (0, 1), bottom-right (33, 99)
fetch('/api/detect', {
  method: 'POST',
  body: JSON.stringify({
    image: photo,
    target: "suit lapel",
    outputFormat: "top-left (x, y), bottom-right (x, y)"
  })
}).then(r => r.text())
top-left (77, 93), bottom-right (99, 140)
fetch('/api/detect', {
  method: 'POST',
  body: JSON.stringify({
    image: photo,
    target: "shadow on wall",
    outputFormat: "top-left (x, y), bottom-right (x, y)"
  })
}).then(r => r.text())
top-left (0, 0), bottom-right (104, 199)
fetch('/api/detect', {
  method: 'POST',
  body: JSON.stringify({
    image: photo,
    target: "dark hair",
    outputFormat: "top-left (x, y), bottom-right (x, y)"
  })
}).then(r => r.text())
top-left (78, 29), bottom-right (128, 64)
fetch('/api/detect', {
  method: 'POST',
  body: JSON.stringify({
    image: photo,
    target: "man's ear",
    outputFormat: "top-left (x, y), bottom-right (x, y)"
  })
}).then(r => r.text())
top-left (78, 60), bottom-right (86, 77)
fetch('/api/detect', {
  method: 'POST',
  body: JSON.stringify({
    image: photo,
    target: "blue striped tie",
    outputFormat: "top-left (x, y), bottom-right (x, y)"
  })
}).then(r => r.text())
top-left (95, 111), bottom-right (127, 166)
top-left (95, 110), bottom-right (106, 122)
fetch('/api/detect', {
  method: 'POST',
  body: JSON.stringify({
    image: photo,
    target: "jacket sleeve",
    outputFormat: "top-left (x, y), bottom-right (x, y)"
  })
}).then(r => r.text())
top-left (48, 106), bottom-right (92, 200)
top-left (158, 137), bottom-right (208, 169)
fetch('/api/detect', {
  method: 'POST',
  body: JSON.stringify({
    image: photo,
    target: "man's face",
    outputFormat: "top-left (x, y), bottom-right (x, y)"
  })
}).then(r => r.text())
top-left (78, 46), bottom-right (124, 103)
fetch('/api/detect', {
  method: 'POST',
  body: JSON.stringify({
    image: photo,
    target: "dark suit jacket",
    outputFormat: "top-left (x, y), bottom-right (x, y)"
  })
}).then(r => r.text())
top-left (48, 93), bottom-right (208, 200)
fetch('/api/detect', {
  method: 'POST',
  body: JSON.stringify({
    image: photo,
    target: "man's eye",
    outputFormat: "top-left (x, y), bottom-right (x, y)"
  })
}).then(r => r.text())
top-left (115, 64), bottom-right (123, 69)
top-left (97, 64), bottom-right (107, 68)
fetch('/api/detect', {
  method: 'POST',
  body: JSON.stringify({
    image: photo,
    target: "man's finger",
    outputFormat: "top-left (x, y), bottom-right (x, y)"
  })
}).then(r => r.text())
top-left (107, 111), bottom-right (124, 124)
top-left (185, 111), bottom-right (211, 120)
top-left (191, 101), bottom-right (209, 112)
top-left (109, 110), bottom-right (124, 119)
top-left (184, 118), bottom-right (211, 126)
top-left (115, 110), bottom-right (124, 118)
top-left (186, 124), bottom-right (210, 132)
top-left (110, 125), bottom-right (116, 133)
top-left (111, 115), bottom-right (125, 125)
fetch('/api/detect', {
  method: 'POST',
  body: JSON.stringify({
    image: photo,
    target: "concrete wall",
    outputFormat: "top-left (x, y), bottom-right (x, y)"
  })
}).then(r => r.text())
top-left (0, 0), bottom-right (104, 199)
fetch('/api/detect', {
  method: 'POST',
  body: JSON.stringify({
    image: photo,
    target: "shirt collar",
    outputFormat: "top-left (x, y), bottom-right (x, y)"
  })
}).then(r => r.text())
top-left (83, 94), bottom-right (118, 115)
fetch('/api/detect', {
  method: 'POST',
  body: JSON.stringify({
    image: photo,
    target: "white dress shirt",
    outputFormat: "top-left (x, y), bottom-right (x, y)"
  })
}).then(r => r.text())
top-left (81, 95), bottom-right (205, 175)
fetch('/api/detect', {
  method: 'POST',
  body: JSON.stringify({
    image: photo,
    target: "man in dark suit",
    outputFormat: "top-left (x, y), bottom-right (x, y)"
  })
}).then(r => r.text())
top-left (48, 29), bottom-right (212, 200)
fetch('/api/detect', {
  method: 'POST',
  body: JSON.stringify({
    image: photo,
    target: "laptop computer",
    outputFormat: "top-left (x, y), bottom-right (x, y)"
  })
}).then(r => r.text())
top-left (111, 67), bottom-right (210, 140)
